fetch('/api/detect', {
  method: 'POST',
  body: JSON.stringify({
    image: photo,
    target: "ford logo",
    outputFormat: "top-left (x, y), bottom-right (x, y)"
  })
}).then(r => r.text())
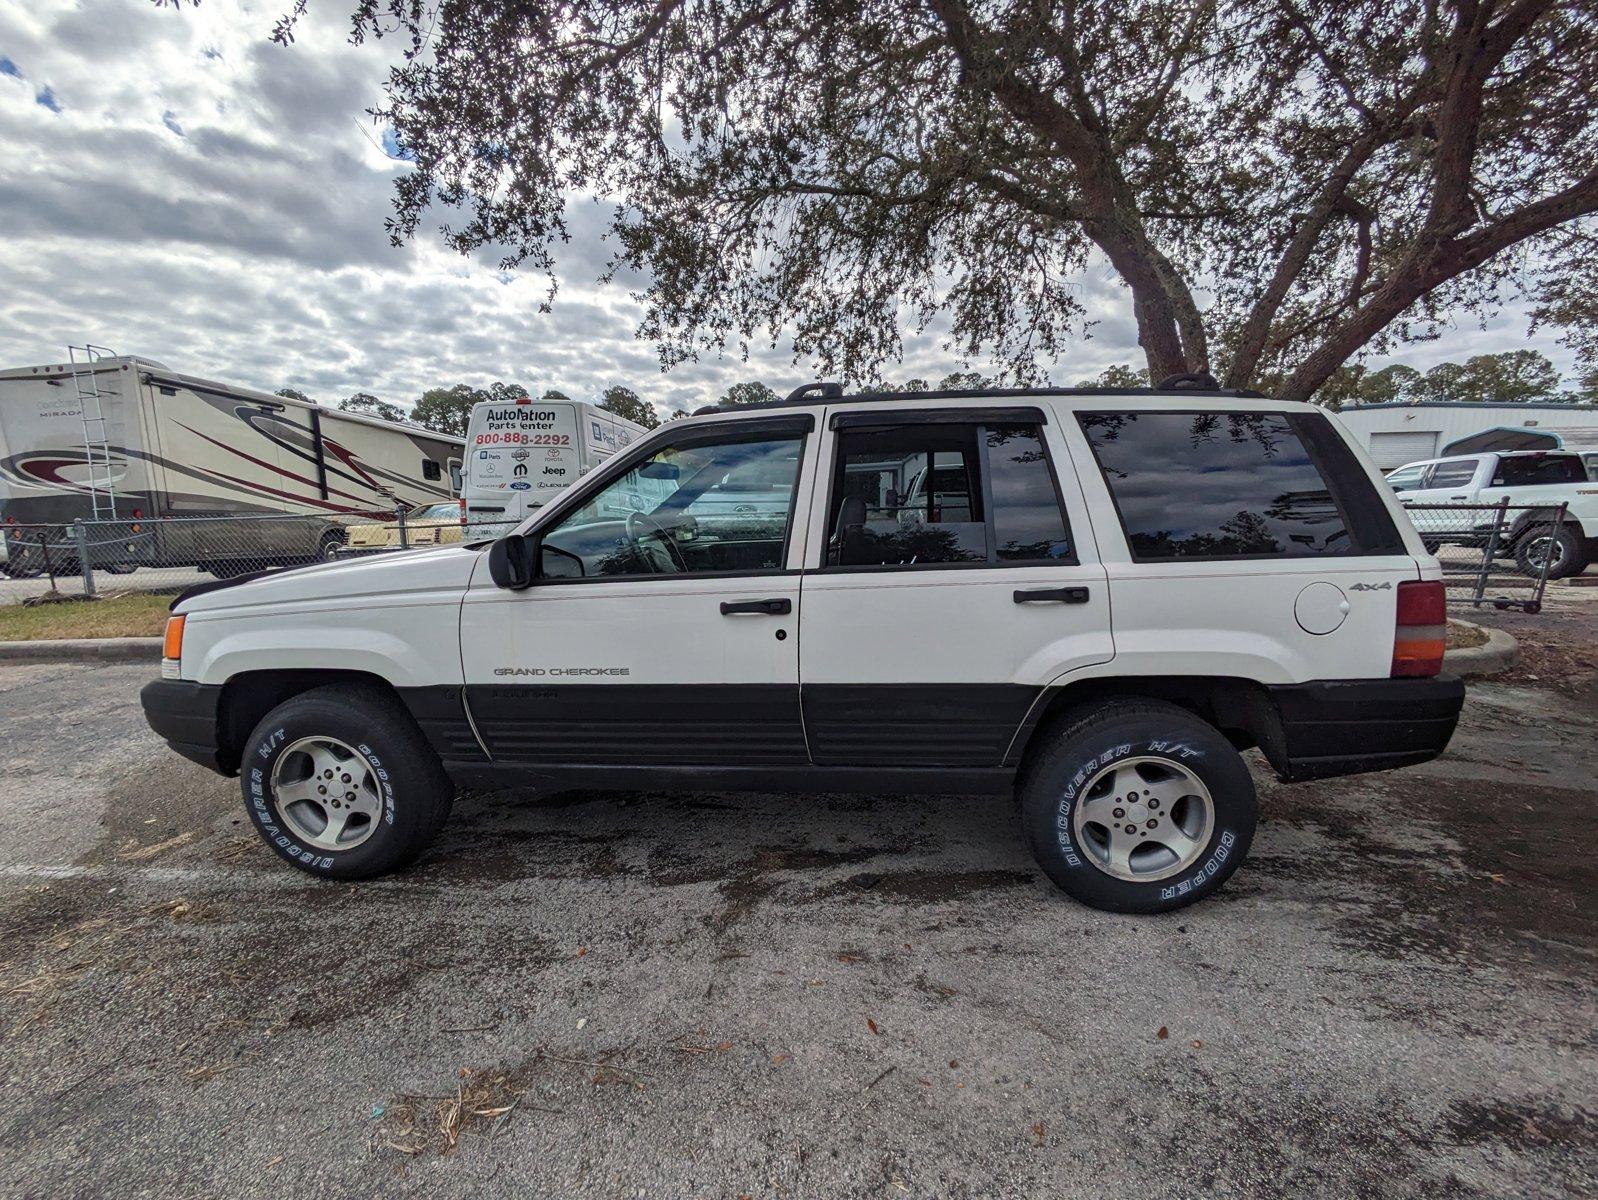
top-left (510, 481), bottom-right (532, 490)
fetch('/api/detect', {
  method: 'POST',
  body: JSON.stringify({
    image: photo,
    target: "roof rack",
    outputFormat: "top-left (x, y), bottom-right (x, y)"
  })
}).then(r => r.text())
top-left (692, 374), bottom-right (1264, 416)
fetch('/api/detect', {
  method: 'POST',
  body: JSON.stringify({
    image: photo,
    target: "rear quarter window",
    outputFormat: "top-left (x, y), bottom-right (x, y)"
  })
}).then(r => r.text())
top-left (1077, 410), bottom-right (1404, 561)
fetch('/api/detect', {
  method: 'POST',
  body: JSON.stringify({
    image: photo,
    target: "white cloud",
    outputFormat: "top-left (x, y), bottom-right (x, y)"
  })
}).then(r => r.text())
top-left (0, 0), bottom-right (1578, 424)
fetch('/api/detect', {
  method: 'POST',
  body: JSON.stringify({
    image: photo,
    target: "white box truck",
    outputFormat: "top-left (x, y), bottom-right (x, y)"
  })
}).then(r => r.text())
top-left (462, 398), bottom-right (648, 533)
top-left (0, 353), bottom-right (463, 574)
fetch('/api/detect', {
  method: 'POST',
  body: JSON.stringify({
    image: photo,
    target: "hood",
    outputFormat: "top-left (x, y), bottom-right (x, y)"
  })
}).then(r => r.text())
top-left (174, 543), bottom-right (485, 615)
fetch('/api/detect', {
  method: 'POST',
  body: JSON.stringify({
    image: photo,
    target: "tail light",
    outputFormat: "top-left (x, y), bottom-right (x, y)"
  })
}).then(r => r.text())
top-left (459, 498), bottom-right (467, 528)
top-left (1392, 580), bottom-right (1446, 677)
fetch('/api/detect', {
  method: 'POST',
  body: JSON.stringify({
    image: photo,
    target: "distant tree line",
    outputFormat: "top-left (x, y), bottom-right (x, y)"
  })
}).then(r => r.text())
top-left (278, 351), bottom-right (1593, 438)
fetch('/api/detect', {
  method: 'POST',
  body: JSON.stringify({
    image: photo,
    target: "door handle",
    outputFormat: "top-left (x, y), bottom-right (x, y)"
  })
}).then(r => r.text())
top-left (720, 598), bottom-right (792, 616)
top-left (1449, 495), bottom-right (1469, 500)
top-left (1013, 586), bottom-right (1090, 604)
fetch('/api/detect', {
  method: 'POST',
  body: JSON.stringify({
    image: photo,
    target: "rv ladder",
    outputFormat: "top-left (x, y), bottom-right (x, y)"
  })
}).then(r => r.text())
top-left (68, 343), bottom-right (120, 520)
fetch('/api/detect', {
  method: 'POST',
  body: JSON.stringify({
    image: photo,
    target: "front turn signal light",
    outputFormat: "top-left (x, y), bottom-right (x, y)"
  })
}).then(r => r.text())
top-left (163, 614), bottom-right (186, 662)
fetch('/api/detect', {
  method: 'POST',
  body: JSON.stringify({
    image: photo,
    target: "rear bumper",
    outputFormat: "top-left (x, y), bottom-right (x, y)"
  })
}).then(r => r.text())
top-left (140, 679), bottom-right (231, 775)
top-left (1262, 675), bottom-right (1465, 782)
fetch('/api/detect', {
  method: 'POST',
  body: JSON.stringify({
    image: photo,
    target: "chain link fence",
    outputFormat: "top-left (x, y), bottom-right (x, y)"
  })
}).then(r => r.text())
top-left (8, 502), bottom-right (1578, 617)
top-left (0, 508), bottom-right (507, 609)
top-left (1403, 501), bottom-right (1574, 613)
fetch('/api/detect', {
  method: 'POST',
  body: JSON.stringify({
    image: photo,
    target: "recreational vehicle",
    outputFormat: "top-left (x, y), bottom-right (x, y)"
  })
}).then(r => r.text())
top-left (0, 353), bottom-right (462, 575)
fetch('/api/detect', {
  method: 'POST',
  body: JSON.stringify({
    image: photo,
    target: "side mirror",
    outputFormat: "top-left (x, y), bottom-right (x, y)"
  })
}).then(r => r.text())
top-left (638, 461), bottom-right (680, 480)
top-left (488, 533), bottom-right (540, 590)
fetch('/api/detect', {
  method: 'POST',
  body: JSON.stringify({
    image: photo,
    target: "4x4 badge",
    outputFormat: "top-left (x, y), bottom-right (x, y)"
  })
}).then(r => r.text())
top-left (1349, 581), bottom-right (1392, 591)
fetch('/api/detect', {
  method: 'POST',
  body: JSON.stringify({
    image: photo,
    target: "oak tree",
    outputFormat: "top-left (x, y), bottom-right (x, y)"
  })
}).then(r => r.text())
top-left (283, 0), bottom-right (1598, 401)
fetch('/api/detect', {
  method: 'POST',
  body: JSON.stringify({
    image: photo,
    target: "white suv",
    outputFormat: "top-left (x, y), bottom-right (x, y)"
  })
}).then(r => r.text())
top-left (142, 382), bottom-right (1463, 913)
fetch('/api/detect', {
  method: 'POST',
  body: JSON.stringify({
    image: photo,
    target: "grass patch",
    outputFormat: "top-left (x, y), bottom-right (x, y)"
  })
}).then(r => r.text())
top-left (0, 592), bottom-right (172, 640)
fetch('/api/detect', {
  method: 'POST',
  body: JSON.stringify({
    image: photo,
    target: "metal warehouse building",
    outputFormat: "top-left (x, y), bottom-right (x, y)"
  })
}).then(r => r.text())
top-left (1333, 402), bottom-right (1598, 468)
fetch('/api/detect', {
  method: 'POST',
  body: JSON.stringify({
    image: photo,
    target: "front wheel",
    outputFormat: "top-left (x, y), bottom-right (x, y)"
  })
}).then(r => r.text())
top-left (241, 684), bottom-right (453, 879)
top-left (1515, 525), bottom-right (1588, 579)
top-left (1019, 700), bottom-right (1257, 914)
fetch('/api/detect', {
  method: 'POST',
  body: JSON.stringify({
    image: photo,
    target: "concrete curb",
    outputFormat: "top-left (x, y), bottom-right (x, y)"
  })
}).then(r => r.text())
top-left (0, 637), bottom-right (162, 664)
top-left (1444, 620), bottom-right (1518, 679)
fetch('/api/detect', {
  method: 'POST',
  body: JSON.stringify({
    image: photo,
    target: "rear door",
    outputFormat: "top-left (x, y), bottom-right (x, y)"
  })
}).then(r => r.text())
top-left (1401, 456), bottom-right (1483, 533)
top-left (797, 405), bottom-right (1112, 767)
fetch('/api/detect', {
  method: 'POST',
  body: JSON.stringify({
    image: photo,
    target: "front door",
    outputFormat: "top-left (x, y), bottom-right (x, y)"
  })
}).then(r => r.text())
top-left (797, 407), bottom-right (1114, 767)
top-left (460, 415), bottom-right (817, 767)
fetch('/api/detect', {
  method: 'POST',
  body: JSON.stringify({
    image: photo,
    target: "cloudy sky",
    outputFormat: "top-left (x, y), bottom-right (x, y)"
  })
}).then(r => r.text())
top-left (0, 1), bottom-right (1580, 421)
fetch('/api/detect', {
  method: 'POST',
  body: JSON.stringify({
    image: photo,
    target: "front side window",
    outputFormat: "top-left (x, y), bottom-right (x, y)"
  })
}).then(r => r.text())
top-left (826, 420), bottom-right (1073, 568)
top-left (539, 428), bottom-right (804, 578)
top-left (1491, 455), bottom-right (1587, 487)
top-left (1385, 465), bottom-right (1428, 493)
top-left (1078, 411), bottom-right (1353, 559)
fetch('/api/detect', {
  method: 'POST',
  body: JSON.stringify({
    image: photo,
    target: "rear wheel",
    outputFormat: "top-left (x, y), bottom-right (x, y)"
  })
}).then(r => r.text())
top-left (240, 684), bottom-right (453, 879)
top-left (316, 530), bottom-right (347, 562)
top-left (1515, 524), bottom-right (1587, 579)
top-left (1019, 700), bottom-right (1257, 914)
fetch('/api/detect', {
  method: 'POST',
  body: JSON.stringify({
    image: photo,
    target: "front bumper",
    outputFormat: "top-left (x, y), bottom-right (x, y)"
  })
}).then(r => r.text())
top-left (1262, 675), bottom-right (1466, 782)
top-left (140, 679), bottom-right (231, 775)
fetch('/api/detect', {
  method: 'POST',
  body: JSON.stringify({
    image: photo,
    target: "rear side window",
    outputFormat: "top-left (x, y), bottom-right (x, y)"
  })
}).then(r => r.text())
top-left (1426, 459), bottom-right (1479, 489)
top-left (1491, 455), bottom-right (1587, 487)
top-left (827, 419), bottom-right (1074, 568)
top-left (1078, 410), bottom-right (1401, 560)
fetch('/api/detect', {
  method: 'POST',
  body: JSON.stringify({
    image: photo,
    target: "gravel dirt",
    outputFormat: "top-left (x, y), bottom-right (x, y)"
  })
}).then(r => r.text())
top-left (0, 612), bottom-right (1593, 1198)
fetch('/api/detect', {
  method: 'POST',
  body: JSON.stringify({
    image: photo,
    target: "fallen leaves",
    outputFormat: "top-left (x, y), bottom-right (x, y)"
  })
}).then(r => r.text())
top-left (866, 1018), bottom-right (881, 1036)
top-left (379, 1067), bottom-right (536, 1156)
top-left (1156, 1026), bottom-right (1169, 1040)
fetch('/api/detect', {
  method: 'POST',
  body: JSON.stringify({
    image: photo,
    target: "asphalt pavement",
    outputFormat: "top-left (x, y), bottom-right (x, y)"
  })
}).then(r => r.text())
top-left (0, 640), bottom-right (1593, 1198)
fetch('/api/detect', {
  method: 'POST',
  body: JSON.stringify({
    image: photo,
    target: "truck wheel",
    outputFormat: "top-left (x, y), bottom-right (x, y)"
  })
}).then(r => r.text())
top-left (1019, 700), bottom-right (1257, 914)
top-left (1515, 525), bottom-right (1587, 579)
top-left (240, 684), bottom-right (453, 880)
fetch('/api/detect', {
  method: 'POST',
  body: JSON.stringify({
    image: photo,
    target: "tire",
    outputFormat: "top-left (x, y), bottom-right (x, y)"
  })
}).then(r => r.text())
top-left (1019, 700), bottom-right (1257, 914)
top-left (1421, 538), bottom-right (1441, 556)
top-left (316, 531), bottom-right (347, 562)
top-left (1514, 524), bottom-right (1587, 579)
top-left (104, 563), bottom-right (138, 575)
top-left (240, 684), bottom-right (453, 879)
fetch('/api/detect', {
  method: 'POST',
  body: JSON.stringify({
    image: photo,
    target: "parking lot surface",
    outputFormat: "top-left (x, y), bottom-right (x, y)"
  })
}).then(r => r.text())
top-left (0, 611), bottom-right (1594, 1198)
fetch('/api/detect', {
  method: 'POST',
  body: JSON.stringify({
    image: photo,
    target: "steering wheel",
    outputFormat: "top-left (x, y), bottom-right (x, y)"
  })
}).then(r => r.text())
top-left (625, 509), bottom-right (689, 573)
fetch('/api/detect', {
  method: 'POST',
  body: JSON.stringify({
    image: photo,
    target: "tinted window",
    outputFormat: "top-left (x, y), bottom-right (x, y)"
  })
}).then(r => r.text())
top-left (827, 420), bottom-right (1072, 567)
top-left (542, 430), bottom-right (804, 578)
top-left (1491, 455), bottom-right (1587, 487)
top-left (1426, 459), bottom-right (1478, 489)
top-left (987, 426), bottom-right (1073, 561)
top-left (1078, 411), bottom-right (1351, 559)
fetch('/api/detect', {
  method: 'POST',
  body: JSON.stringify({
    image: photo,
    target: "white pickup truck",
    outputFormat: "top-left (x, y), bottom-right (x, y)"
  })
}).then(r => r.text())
top-left (1384, 450), bottom-right (1598, 577)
